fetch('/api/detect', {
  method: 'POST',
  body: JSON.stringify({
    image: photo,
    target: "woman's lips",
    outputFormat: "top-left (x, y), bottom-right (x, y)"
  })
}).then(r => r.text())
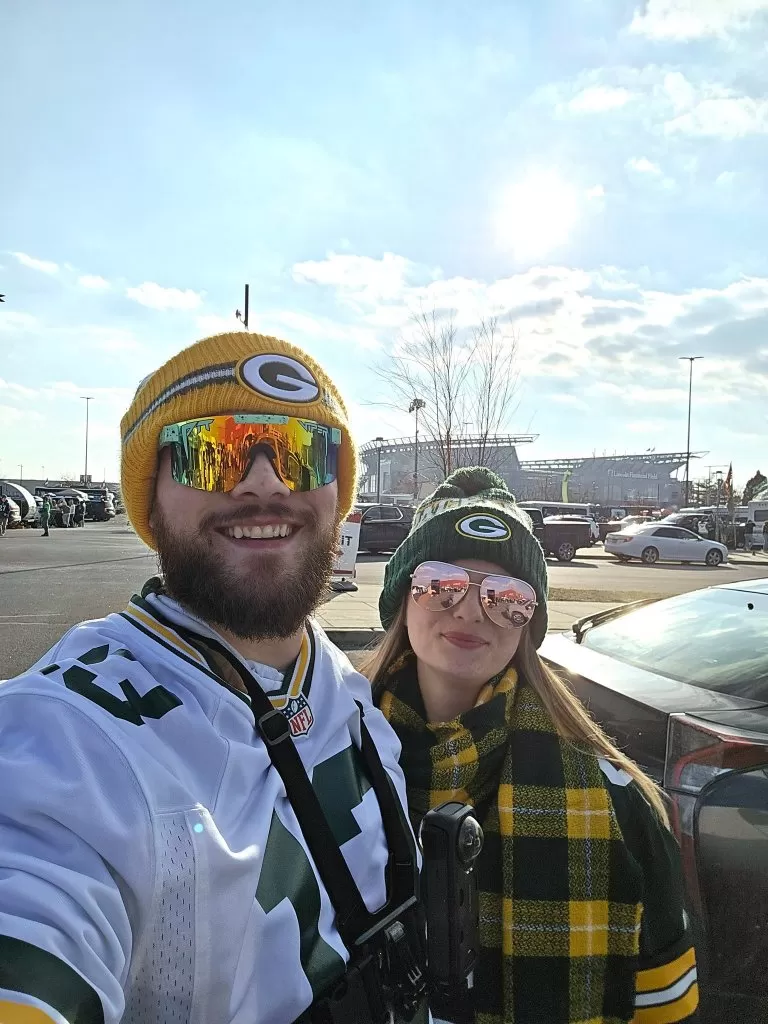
top-left (441, 632), bottom-right (489, 650)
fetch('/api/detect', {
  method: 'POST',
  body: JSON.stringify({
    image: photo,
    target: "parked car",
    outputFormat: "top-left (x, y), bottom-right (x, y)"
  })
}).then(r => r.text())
top-left (549, 513), bottom-right (600, 544)
top-left (619, 514), bottom-right (656, 527)
top-left (605, 523), bottom-right (729, 566)
top-left (539, 580), bottom-right (768, 1022)
top-left (85, 496), bottom-right (116, 521)
top-left (355, 503), bottom-right (415, 554)
top-left (518, 506), bottom-right (592, 561)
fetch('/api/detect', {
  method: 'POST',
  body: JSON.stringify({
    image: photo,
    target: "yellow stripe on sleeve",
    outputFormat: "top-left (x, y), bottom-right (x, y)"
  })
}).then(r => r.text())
top-left (0, 1000), bottom-right (61, 1024)
top-left (635, 946), bottom-right (696, 993)
top-left (631, 981), bottom-right (699, 1024)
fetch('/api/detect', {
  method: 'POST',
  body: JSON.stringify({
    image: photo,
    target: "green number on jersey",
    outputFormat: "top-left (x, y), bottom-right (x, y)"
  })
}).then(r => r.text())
top-left (255, 743), bottom-right (373, 997)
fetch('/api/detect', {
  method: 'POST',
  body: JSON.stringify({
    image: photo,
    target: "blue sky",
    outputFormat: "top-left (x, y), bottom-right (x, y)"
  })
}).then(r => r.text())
top-left (2, 0), bottom-right (768, 489)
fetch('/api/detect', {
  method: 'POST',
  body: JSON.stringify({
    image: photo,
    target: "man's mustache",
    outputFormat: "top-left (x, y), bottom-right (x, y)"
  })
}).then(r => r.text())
top-left (200, 501), bottom-right (320, 532)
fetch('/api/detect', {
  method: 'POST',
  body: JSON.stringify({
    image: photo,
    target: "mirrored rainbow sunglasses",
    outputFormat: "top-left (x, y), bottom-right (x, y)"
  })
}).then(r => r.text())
top-left (158, 414), bottom-right (342, 493)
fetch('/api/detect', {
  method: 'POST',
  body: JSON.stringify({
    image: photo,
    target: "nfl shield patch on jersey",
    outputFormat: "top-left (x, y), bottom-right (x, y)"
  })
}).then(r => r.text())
top-left (285, 694), bottom-right (314, 737)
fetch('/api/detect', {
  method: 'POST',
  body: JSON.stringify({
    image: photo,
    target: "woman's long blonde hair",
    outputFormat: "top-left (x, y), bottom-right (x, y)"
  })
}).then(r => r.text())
top-left (359, 599), bottom-right (669, 826)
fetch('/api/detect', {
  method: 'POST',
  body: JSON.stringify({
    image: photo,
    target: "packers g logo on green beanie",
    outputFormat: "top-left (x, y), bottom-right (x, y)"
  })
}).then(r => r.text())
top-left (379, 466), bottom-right (549, 646)
top-left (455, 514), bottom-right (511, 541)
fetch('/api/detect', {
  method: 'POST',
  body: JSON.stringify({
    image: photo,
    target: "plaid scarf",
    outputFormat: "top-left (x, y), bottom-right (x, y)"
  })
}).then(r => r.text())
top-left (378, 653), bottom-right (644, 1024)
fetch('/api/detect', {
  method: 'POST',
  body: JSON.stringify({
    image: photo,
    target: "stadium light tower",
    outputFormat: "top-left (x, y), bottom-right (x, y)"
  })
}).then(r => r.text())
top-left (81, 397), bottom-right (94, 484)
top-left (679, 356), bottom-right (702, 506)
top-left (408, 398), bottom-right (426, 499)
top-left (375, 437), bottom-right (385, 502)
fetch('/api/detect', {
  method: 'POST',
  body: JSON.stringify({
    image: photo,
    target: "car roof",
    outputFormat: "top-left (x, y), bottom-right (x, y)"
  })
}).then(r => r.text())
top-left (715, 577), bottom-right (768, 596)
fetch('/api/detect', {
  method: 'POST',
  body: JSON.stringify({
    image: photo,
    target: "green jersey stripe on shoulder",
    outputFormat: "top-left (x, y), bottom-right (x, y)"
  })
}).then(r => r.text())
top-left (0, 935), bottom-right (105, 1024)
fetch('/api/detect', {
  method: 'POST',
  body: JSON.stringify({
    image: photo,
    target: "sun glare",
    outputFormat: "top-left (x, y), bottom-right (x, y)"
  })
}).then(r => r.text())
top-left (497, 171), bottom-right (581, 261)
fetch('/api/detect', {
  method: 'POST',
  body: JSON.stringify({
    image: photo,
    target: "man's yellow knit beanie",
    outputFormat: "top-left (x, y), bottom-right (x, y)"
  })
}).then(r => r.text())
top-left (120, 331), bottom-right (358, 550)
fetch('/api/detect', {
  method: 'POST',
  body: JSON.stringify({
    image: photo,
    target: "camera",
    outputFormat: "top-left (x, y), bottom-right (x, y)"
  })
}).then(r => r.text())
top-left (420, 801), bottom-right (483, 1014)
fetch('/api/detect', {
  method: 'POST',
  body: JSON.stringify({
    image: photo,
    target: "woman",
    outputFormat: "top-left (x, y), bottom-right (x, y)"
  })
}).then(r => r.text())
top-left (362, 468), bottom-right (698, 1024)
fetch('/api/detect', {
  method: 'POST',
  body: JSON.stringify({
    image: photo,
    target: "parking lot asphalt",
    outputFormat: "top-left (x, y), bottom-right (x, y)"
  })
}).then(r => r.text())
top-left (2, 518), bottom-right (767, 679)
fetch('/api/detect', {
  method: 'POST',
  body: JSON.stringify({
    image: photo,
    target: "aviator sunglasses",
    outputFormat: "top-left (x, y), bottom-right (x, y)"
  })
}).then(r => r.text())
top-left (159, 414), bottom-right (342, 494)
top-left (410, 560), bottom-right (537, 629)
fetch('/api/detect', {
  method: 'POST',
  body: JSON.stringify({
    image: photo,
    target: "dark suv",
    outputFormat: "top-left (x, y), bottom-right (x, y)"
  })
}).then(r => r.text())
top-left (355, 503), bottom-right (415, 554)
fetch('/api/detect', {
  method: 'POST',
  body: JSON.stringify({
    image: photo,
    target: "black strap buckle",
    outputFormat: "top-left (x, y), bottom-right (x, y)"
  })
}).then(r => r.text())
top-left (258, 708), bottom-right (291, 746)
top-left (384, 920), bottom-right (426, 1019)
top-left (307, 953), bottom-right (389, 1024)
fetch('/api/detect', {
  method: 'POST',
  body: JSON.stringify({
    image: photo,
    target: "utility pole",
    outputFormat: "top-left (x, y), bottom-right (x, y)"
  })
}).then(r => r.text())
top-left (235, 284), bottom-right (250, 330)
top-left (18, 464), bottom-right (23, 483)
top-left (409, 398), bottom-right (426, 500)
top-left (81, 397), bottom-right (94, 484)
top-left (679, 356), bottom-right (702, 506)
top-left (375, 437), bottom-right (385, 502)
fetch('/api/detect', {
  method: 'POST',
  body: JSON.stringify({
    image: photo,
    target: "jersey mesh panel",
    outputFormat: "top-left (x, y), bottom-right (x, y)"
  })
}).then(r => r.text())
top-left (123, 815), bottom-right (196, 1023)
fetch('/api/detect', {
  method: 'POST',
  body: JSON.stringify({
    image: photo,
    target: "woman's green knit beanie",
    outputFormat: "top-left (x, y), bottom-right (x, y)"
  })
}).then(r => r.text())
top-left (379, 467), bottom-right (549, 647)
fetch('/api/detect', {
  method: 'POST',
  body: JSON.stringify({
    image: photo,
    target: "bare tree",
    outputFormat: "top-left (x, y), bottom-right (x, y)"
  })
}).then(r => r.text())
top-left (375, 309), bottom-right (520, 481)
top-left (463, 317), bottom-right (519, 472)
top-left (377, 308), bottom-right (476, 478)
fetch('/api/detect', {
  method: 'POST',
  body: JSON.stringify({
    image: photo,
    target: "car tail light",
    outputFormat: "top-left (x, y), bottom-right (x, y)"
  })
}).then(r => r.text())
top-left (664, 713), bottom-right (768, 916)
top-left (607, 535), bottom-right (631, 543)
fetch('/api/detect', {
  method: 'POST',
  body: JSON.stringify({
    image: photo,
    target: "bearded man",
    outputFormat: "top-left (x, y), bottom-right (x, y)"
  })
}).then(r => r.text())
top-left (0, 333), bottom-right (426, 1024)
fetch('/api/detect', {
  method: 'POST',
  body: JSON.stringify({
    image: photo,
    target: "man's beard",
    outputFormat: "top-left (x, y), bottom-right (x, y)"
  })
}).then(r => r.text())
top-left (152, 501), bottom-right (338, 641)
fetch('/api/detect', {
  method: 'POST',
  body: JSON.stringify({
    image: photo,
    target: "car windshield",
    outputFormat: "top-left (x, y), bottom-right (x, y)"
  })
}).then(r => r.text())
top-left (582, 588), bottom-right (768, 700)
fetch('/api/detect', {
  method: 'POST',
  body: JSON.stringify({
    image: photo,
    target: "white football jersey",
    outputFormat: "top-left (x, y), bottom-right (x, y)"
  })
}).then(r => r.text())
top-left (0, 590), bottom-right (410, 1024)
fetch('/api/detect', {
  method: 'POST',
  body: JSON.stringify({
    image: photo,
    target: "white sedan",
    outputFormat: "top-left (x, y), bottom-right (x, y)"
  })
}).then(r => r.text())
top-left (605, 523), bottom-right (729, 566)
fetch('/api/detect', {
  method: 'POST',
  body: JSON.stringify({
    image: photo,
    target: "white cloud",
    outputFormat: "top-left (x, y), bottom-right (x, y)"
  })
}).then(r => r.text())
top-left (630, 0), bottom-right (768, 40)
top-left (291, 251), bottom-right (768, 426)
top-left (626, 157), bottom-right (663, 176)
top-left (665, 95), bottom-right (768, 137)
top-left (78, 274), bottom-right (110, 290)
top-left (546, 66), bottom-right (768, 142)
top-left (293, 252), bottom-right (421, 304)
top-left (196, 314), bottom-right (240, 336)
top-left (11, 251), bottom-right (59, 274)
top-left (0, 378), bottom-right (38, 399)
top-left (587, 184), bottom-right (606, 199)
top-left (715, 171), bottom-right (738, 187)
top-left (567, 85), bottom-right (635, 113)
top-left (126, 281), bottom-right (203, 310)
top-left (0, 311), bottom-right (38, 333)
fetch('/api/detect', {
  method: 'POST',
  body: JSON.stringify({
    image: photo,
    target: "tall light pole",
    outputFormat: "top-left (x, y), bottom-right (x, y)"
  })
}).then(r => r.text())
top-left (374, 437), bottom-right (385, 502)
top-left (679, 357), bottom-right (702, 506)
top-left (81, 397), bottom-right (94, 485)
top-left (408, 398), bottom-right (426, 500)
top-left (18, 464), bottom-right (23, 483)
top-left (715, 471), bottom-right (723, 542)
top-left (374, 436), bottom-right (385, 499)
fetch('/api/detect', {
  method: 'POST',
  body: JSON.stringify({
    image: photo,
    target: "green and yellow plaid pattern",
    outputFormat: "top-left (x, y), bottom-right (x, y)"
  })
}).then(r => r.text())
top-left (379, 655), bottom-right (644, 1023)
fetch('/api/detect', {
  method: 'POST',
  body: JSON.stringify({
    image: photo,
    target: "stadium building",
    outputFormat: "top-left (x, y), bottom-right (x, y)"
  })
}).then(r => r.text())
top-left (359, 434), bottom-right (702, 507)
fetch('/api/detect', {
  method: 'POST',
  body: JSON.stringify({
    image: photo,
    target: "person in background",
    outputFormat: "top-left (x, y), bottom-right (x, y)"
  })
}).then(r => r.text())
top-left (745, 519), bottom-right (756, 554)
top-left (40, 496), bottom-right (51, 537)
top-left (74, 499), bottom-right (85, 527)
top-left (67, 497), bottom-right (77, 526)
top-left (362, 467), bottom-right (699, 1024)
top-left (0, 494), bottom-right (10, 536)
top-left (61, 499), bottom-right (72, 529)
top-left (762, 519), bottom-right (768, 554)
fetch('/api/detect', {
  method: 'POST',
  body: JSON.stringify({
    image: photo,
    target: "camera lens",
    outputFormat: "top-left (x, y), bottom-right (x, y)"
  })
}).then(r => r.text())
top-left (457, 816), bottom-right (483, 864)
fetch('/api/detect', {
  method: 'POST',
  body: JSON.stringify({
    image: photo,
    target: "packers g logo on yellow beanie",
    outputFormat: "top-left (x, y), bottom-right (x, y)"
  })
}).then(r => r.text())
top-left (120, 331), bottom-right (358, 550)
